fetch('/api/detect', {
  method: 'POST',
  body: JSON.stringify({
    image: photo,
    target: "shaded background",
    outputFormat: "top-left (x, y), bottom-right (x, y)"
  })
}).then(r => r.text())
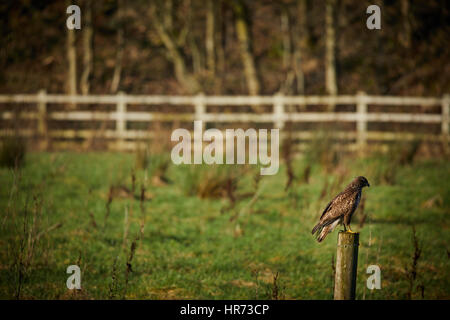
top-left (1, 0), bottom-right (449, 96)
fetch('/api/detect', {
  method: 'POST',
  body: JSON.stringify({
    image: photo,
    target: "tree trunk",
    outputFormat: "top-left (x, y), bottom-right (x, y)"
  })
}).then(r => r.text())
top-left (190, 36), bottom-right (203, 74)
top-left (325, 0), bottom-right (337, 109)
top-left (283, 1), bottom-right (306, 110)
top-left (230, 0), bottom-right (261, 112)
top-left (206, 0), bottom-right (215, 74)
top-left (280, 7), bottom-right (294, 106)
top-left (293, 0), bottom-right (307, 96)
top-left (149, 2), bottom-right (200, 94)
top-left (111, 0), bottom-right (124, 93)
top-left (214, 1), bottom-right (226, 93)
top-left (66, 0), bottom-right (77, 107)
top-left (281, 10), bottom-right (290, 69)
top-left (164, 0), bottom-right (173, 30)
top-left (187, 0), bottom-right (203, 74)
top-left (400, 0), bottom-right (411, 48)
top-left (80, 0), bottom-right (93, 95)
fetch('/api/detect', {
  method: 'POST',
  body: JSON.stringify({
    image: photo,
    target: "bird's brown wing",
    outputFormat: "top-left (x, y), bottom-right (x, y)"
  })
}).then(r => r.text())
top-left (319, 190), bottom-right (357, 225)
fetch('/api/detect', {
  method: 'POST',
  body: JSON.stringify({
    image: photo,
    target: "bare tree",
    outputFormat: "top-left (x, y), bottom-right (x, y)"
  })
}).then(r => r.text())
top-left (187, 1), bottom-right (203, 75)
top-left (66, 0), bottom-right (77, 105)
top-left (80, 0), bottom-right (93, 95)
top-left (281, 9), bottom-right (291, 70)
top-left (282, 1), bottom-right (306, 102)
top-left (229, 0), bottom-right (261, 111)
top-left (400, 0), bottom-right (411, 48)
top-left (206, 0), bottom-right (216, 74)
top-left (149, 1), bottom-right (200, 93)
top-left (164, 0), bottom-right (173, 30)
top-left (293, 0), bottom-right (307, 95)
top-left (280, 7), bottom-right (294, 98)
top-left (110, 0), bottom-right (124, 93)
top-left (215, 0), bottom-right (227, 79)
top-left (325, 0), bottom-right (338, 107)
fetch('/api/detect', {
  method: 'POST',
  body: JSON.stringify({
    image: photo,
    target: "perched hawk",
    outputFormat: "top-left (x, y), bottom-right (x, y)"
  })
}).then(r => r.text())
top-left (312, 176), bottom-right (370, 242)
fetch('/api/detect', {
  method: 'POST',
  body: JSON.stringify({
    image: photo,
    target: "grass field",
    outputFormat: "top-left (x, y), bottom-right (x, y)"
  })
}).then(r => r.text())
top-left (0, 151), bottom-right (449, 299)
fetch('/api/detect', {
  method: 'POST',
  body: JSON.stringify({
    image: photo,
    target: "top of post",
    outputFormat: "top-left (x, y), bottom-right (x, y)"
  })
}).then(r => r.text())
top-left (356, 91), bottom-right (367, 100)
top-left (337, 231), bottom-right (360, 246)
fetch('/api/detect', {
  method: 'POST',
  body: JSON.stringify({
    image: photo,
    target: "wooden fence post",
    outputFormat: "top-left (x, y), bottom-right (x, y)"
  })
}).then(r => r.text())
top-left (334, 231), bottom-right (359, 300)
top-left (273, 92), bottom-right (285, 129)
top-left (194, 93), bottom-right (206, 159)
top-left (37, 89), bottom-right (48, 150)
top-left (442, 94), bottom-right (449, 154)
top-left (356, 91), bottom-right (368, 150)
top-left (116, 91), bottom-right (126, 150)
top-left (194, 92), bottom-right (206, 123)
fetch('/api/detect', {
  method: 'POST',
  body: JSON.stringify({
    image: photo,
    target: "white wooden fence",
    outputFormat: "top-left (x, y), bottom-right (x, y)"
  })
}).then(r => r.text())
top-left (0, 90), bottom-right (448, 151)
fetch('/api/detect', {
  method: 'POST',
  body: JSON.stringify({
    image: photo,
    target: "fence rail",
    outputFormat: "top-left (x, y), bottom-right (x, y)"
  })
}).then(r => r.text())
top-left (0, 90), bottom-right (448, 151)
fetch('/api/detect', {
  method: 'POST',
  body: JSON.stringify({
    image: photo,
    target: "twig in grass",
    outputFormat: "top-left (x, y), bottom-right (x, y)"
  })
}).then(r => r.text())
top-left (271, 272), bottom-right (280, 300)
top-left (229, 182), bottom-right (265, 222)
top-left (131, 170), bottom-right (136, 195)
top-left (282, 121), bottom-right (295, 192)
top-left (302, 164), bottom-right (311, 184)
top-left (251, 269), bottom-right (260, 299)
top-left (253, 171), bottom-right (261, 194)
top-left (2, 167), bottom-right (22, 228)
top-left (123, 238), bottom-right (138, 299)
top-left (405, 225), bottom-right (423, 299)
top-left (35, 222), bottom-right (63, 242)
top-left (226, 177), bottom-right (237, 208)
top-left (104, 186), bottom-right (114, 229)
top-left (108, 256), bottom-right (119, 299)
top-left (88, 211), bottom-right (97, 229)
top-left (139, 184), bottom-right (146, 237)
top-left (285, 164), bottom-right (295, 192)
top-left (267, 272), bottom-right (284, 300)
top-left (12, 193), bottom-right (44, 299)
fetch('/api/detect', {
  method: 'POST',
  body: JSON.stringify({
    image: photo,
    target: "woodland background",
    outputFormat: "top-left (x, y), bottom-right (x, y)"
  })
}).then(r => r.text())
top-left (1, 0), bottom-right (449, 97)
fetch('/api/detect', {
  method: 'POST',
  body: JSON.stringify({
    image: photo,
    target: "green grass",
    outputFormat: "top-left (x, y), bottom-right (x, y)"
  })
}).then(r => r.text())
top-left (0, 152), bottom-right (449, 299)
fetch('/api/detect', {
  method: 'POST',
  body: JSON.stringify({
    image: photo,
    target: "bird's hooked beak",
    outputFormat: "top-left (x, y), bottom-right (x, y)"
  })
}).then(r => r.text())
top-left (366, 182), bottom-right (370, 187)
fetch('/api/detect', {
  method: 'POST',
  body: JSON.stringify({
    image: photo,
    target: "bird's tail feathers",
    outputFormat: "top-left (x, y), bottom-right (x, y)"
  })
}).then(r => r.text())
top-left (313, 219), bottom-right (339, 242)
top-left (312, 223), bottom-right (327, 242)
top-left (311, 223), bottom-right (321, 235)
top-left (317, 226), bottom-right (329, 242)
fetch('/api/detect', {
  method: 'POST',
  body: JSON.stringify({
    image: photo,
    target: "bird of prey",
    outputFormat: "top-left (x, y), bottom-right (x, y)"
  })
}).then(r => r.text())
top-left (312, 176), bottom-right (370, 242)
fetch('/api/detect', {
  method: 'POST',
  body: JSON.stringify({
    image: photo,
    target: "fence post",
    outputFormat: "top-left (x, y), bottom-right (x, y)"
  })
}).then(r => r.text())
top-left (194, 92), bottom-right (206, 123)
top-left (116, 91), bottom-right (126, 150)
top-left (273, 92), bottom-right (285, 129)
top-left (193, 93), bottom-right (206, 160)
top-left (356, 91), bottom-right (368, 150)
top-left (334, 231), bottom-right (359, 300)
top-left (442, 94), bottom-right (449, 153)
top-left (37, 89), bottom-right (48, 150)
